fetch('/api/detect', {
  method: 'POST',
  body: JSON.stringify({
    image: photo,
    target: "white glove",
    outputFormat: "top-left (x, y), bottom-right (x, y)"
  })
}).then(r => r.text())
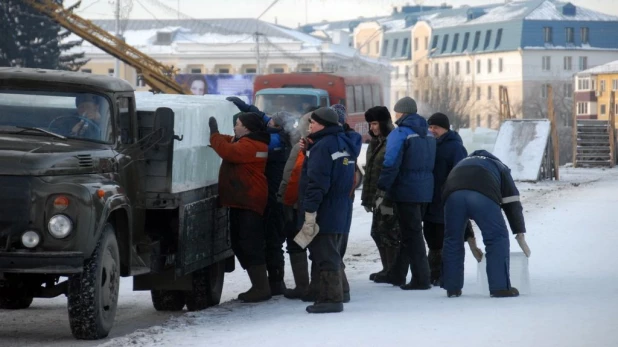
top-left (294, 212), bottom-right (319, 249)
top-left (466, 237), bottom-right (484, 263)
top-left (379, 204), bottom-right (394, 216)
top-left (364, 205), bottom-right (373, 213)
top-left (515, 233), bottom-right (531, 257)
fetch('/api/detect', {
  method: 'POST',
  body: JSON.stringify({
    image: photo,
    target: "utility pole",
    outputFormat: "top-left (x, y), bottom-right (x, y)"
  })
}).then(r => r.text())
top-left (255, 32), bottom-right (261, 75)
top-left (114, 0), bottom-right (120, 78)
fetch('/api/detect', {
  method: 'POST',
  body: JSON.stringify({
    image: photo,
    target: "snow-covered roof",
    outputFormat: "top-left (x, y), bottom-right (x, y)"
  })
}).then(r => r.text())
top-left (578, 60), bottom-right (618, 75)
top-left (526, 1), bottom-right (618, 21)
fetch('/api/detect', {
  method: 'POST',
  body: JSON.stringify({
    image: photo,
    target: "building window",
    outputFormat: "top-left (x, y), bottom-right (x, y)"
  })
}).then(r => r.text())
top-left (564, 84), bottom-right (573, 98)
top-left (402, 38), bottom-right (409, 56)
top-left (442, 34), bottom-right (449, 53)
top-left (466, 87), bottom-right (471, 101)
top-left (487, 59), bottom-right (492, 73)
top-left (484, 30), bottom-right (492, 50)
top-left (566, 27), bottom-right (574, 44)
top-left (581, 27), bottom-right (589, 44)
top-left (445, 62), bottom-right (450, 76)
top-left (414, 64), bottom-right (419, 77)
top-left (462, 32), bottom-right (470, 52)
top-left (456, 61), bottom-right (460, 75)
top-left (577, 78), bottom-right (590, 91)
top-left (577, 102), bottom-right (588, 115)
top-left (476, 114), bottom-right (481, 127)
top-left (600, 80), bottom-right (606, 92)
top-left (392, 39), bottom-right (400, 57)
top-left (544, 27), bottom-right (553, 44)
top-left (499, 58), bottom-right (503, 72)
top-left (487, 114), bottom-right (493, 128)
top-left (541, 84), bottom-right (549, 99)
top-left (272, 68), bottom-right (284, 73)
top-left (300, 68), bottom-right (312, 72)
top-left (452, 33), bottom-right (459, 52)
top-left (612, 79), bottom-right (618, 91)
top-left (455, 87), bottom-right (460, 101)
top-left (434, 64), bottom-right (439, 76)
top-left (414, 38), bottom-right (419, 51)
top-left (382, 40), bottom-right (389, 56)
top-left (487, 86), bottom-right (492, 100)
top-left (473, 31), bottom-right (481, 50)
top-left (564, 56), bottom-right (572, 71)
top-left (466, 61), bottom-right (471, 74)
top-left (495, 28), bottom-right (503, 48)
top-left (375, 41), bottom-right (380, 54)
top-left (432, 35), bottom-right (439, 49)
top-left (476, 60), bottom-right (481, 74)
top-left (135, 74), bottom-right (146, 87)
top-left (601, 104), bottom-right (607, 115)
top-left (476, 87), bottom-right (481, 100)
top-left (218, 68), bottom-right (230, 74)
top-left (424, 64), bottom-right (429, 76)
top-left (190, 68), bottom-right (202, 74)
top-left (107, 68), bottom-right (114, 76)
top-left (579, 56), bottom-right (588, 70)
top-left (542, 56), bottom-right (551, 71)
top-left (81, 69), bottom-right (92, 73)
top-left (424, 36), bottom-right (428, 50)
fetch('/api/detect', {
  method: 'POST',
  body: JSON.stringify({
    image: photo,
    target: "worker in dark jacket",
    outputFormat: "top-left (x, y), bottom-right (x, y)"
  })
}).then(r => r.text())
top-left (423, 112), bottom-right (483, 286)
top-left (441, 150), bottom-right (531, 298)
top-left (376, 97), bottom-right (436, 290)
top-left (209, 113), bottom-right (271, 303)
top-left (226, 97), bottom-right (294, 296)
top-left (295, 107), bottom-right (360, 313)
top-left (360, 106), bottom-right (400, 283)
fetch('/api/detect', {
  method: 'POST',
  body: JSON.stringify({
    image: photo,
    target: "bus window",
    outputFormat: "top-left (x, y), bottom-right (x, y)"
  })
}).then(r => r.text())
top-left (346, 86), bottom-right (355, 113)
top-left (320, 96), bottom-right (328, 107)
top-left (354, 85), bottom-right (364, 113)
top-left (363, 85), bottom-right (373, 108)
top-left (371, 84), bottom-right (382, 106)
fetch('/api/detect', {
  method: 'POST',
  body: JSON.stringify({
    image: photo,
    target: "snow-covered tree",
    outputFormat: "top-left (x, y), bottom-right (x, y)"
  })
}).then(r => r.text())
top-left (0, 0), bottom-right (88, 71)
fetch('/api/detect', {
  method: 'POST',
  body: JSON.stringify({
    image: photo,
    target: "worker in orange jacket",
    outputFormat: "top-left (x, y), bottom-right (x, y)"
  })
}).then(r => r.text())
top-left (209, 113), bottom-right (271, 303)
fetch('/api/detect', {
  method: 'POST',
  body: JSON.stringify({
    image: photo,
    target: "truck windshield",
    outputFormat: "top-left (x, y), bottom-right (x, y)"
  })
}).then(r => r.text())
top-left (255, 94), bottom-right (319, 116)
top-left (0, 90), bottom-right (113, 143)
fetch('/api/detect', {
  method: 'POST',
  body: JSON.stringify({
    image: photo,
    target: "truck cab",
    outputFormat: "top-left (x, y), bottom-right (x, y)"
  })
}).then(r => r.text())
top-left (0, 68), bottom-right (233, 340)
top-left (254, 87), bottom-right (330, 116)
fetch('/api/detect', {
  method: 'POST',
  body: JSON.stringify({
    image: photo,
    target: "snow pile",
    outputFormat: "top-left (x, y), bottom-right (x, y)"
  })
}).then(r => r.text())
top-left (95, 167), bottom-right (618, 347)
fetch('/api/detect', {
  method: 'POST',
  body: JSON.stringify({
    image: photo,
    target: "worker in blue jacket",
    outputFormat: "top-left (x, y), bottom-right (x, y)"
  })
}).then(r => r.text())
top-left (441, 150), bottom-right (531, 298)
top-left (227, 97), bottom-right (294, 296)
top-left (376, 96), bottom-right (436, 290)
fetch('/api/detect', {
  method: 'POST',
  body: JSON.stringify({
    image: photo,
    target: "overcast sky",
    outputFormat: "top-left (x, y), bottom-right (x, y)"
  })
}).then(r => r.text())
top-left (72, 0), bottom-right (618, 28)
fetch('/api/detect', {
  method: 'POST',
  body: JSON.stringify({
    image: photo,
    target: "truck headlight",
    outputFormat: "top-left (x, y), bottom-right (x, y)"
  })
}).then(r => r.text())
top-left (21, 231), bottom-right (40, 248)
top-left (48, 214), bottom-right (73, 239)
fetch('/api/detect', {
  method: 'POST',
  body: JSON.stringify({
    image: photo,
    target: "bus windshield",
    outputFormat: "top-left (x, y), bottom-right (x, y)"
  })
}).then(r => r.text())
top-left (255, 94), bottom-right (321, 116)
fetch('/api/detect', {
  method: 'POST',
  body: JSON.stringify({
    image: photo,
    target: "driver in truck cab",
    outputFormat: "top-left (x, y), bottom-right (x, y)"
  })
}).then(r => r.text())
top-left (70, 94), bottom-right (102, 138)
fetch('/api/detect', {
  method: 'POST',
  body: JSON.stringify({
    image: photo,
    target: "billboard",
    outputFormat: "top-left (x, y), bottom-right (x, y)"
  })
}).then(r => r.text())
top-left (176, 74), bottom-right (256, 103)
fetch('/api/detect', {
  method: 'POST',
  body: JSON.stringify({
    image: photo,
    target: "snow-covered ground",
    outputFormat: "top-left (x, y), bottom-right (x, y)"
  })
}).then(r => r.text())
top-left (92, 167), bottom-right (618, 347)
top-left (1, 167), bottom-right (616, 347)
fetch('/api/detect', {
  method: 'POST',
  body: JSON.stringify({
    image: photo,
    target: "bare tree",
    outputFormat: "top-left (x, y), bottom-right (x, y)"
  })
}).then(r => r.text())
top-left (414, 72), bottom-right (480, 130)
top-left (523, 79), bottom-right (574, 126)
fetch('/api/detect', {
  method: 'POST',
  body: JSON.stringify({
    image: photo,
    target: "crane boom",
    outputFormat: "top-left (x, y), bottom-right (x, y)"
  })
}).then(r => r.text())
top-left (20, 0), bottom-right (190, 94)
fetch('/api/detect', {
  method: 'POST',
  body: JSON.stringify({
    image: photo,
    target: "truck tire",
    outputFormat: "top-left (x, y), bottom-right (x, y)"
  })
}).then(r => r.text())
top-left (151, 290), bottom-right (185, 311)
top-left (0, 295), bottom-right (33, 309)
top-left (185, 260), bottom-right (225, 312)
top-left (67, 223), bottom-right (120, 340)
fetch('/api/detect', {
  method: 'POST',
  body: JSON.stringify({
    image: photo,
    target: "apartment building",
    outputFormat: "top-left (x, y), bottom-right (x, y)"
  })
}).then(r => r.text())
top-left (575, 60), bottom-right (618, 126)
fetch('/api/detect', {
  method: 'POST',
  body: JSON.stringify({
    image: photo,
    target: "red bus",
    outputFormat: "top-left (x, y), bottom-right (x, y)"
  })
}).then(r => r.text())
top-left (253, 73), bottom-right (384, 140)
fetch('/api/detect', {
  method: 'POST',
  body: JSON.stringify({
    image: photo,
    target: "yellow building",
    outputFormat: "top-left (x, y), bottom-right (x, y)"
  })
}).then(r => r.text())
top-left (576, 60), bottom-right (618, 127)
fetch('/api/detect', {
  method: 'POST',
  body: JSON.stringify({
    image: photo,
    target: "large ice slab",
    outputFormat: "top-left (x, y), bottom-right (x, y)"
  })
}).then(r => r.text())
top-left (135, 92), bottom-right (244, 193)
top-left (492, 119), bottom-right (551, 182)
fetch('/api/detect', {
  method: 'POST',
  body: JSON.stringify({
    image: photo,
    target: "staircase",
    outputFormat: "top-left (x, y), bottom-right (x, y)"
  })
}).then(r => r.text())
top-left (574, 119), bottom-right (614, 167)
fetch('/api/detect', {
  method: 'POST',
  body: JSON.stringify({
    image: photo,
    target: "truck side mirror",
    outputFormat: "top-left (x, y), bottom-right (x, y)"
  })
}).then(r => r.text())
top-left (153, 107), bottom-right (174, 145)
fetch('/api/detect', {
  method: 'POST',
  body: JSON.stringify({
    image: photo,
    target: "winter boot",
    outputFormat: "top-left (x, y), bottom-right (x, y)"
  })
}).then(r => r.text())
top-left (467, 237), bottom-right (484, 263)
top-left (268, 266), bottom-right (286, 296)
top-left (490, 287), bottom-right (519, 298)
top-left (369, 246), bottom-right (388, 281)
top-left (341, 263), bottom-right (350, 303)
top-left (306, 271), bottom-right (344, 314)
top-left (373, 246), bottom-right (398, 283)
top-left (447, 289), bottom-right (462, 298)
top-left (428, 249), bottom-right (442, 286)
top-left (238, 264), bottom-right (272, 303)
top-left (400, 278), bottom-right (432, 290)
top-left (284, 253), bottom-right (309, 300)
top-left (301, 262), bottom-right (319, 302)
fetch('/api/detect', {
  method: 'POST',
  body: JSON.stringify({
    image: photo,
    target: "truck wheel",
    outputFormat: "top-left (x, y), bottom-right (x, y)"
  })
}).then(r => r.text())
top-left (185, 261), bottom-right (225, 311)
top-left (67, 223), bottom-right (120, 340)
top-left (151, 290), bottom-right (185, 311)
top-left (0, 295), bottom-right (33, 309)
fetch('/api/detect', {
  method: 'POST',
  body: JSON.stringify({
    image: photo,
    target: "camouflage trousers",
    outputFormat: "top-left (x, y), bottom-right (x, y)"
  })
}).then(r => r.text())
top-left (370, 208), bottom-right (401, 249)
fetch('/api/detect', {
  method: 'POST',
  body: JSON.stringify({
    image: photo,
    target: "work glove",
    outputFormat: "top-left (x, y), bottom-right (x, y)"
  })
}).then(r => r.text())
top-left (374, 190), bottom-right (393, 215)
top-left (294, 212), bottom-right (319, 249)
top-left (363, 205), bottom-right (373, 213)
top-left (208, 117), bottom-right (219, 134)
top-left (515, 233), bottom-right (531, 257)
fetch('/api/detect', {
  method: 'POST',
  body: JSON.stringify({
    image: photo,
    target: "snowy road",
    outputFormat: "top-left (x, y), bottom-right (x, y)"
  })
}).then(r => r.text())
top-left (1, 167), bottom-right (617, 347)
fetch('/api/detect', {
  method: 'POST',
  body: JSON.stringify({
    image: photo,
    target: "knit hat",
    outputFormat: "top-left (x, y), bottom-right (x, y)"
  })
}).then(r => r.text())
top-left (238, 112), bottom-right (266, 132)
top-left (311, 107), bottom-right (339, 126)
top-left (330, 104), bottom-right (347, 125)
top-left (365, 106), bottom-right (391, 123)
top-left (428, 112), bottom-right (450, 130)
top-left (393, 96), bottom-right (418, 115)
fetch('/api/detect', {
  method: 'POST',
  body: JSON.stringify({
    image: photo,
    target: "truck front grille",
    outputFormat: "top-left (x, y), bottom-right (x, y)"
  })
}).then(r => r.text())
top-left (0, 177), bottom-right (31, 247)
